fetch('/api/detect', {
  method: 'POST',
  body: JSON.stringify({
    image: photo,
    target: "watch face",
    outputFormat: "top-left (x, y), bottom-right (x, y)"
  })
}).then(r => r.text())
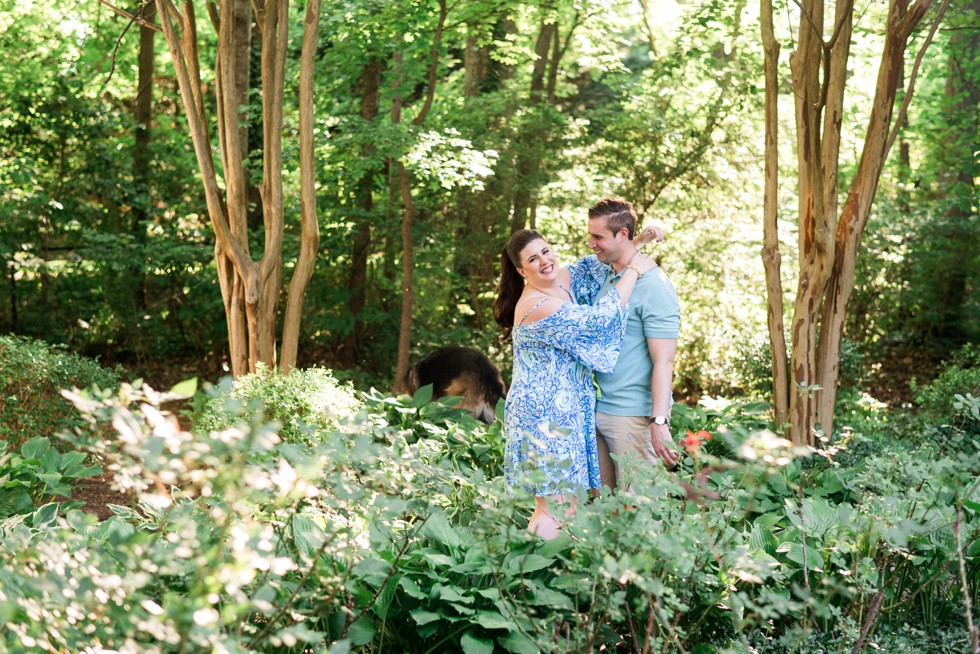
top-left (650, 416), bottom-right (668, 425)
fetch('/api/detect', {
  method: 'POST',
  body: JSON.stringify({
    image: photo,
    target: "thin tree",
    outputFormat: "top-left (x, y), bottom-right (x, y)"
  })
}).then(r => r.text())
top-left (143, 0), bottom-right (323, 376)
top-left (391, 0), bottom-right (448, 392)
top-left (761, 0), bottom-right (949, 444)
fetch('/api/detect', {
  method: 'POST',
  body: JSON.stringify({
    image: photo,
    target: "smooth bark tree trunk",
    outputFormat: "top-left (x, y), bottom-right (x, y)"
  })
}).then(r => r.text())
top-left (133, 0), bottom-right (155, 231)
top-left (157, 0), bottom-right (321, 377)
top-left (761, 0), bottom-right (937, 444)
top-left (760, 0), bottom-right (789, 432)
top-left (131, 0), bottom-right (156, 316)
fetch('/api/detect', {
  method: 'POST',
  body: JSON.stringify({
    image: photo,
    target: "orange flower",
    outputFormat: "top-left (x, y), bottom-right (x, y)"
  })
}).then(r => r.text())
top-left (681, 429), bottom-right (701, 453)
top-left (681, 429), bottom-right (713, 454)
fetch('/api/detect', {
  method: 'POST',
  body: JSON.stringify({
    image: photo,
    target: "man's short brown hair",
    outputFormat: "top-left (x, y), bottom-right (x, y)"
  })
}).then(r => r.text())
top-left (588, 197), bottom-right (638, 239)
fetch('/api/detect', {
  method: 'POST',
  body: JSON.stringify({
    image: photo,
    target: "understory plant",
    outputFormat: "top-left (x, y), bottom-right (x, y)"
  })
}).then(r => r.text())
top-left (0, 334), bottom-right (121, 446)
top-left (0, 382), bottom-right (977, 653)
top-left (191, 364), bottom-right (363, 445)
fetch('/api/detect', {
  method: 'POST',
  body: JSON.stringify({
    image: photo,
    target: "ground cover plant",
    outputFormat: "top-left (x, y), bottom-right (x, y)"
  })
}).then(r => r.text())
top-left (0, 334), bottom-right (121, 448)
top-left (0, 344), bottom-right (977, 653)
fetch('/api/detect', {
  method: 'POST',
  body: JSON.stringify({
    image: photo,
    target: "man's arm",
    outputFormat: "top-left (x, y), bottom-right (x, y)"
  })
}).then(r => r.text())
top-left (647, 337), bottom-right (679, 465)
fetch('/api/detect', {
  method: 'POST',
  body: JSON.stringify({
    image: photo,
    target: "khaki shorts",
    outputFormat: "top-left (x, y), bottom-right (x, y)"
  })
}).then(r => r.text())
top-left (595, 412), bottom-right (658, 490)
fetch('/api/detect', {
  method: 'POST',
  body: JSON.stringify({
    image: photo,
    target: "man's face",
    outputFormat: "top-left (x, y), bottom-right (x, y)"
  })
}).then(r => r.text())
top-left (588, 216), bottom-right (629, 264)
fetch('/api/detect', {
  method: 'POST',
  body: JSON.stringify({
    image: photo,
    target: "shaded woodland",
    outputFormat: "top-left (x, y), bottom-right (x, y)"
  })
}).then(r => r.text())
top-left (1, 0), bottom-right (974, 416)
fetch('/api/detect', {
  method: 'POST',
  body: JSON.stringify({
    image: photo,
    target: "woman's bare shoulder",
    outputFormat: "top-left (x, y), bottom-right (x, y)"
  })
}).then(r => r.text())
top-left (515, 294), bottom-right (564, 326)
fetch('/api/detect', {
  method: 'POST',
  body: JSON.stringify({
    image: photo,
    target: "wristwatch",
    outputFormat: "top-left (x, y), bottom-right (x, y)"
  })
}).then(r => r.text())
top-left (648, 415), bottom-right (669, 426)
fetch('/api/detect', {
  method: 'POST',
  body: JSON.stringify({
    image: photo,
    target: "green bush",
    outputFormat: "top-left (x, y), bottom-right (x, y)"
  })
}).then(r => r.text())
top-left (913, 343), bottom-right (980, 429)
top-left (0, 436), bottom-right (100, 523)
top-left (1, 383), bottom-right (976, 653)
top-left (0, 334), bottom-right (121, 447)
top-left (191, 364), bottom-right (363, 444)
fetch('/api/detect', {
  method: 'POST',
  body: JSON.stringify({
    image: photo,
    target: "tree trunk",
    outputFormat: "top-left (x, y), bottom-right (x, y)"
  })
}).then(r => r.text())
top-left (815, 0), bottom-right (933, 438)
top-left (341, 60), bottom-right (383, 365)
top-left (762, 0), bottom-right (937, 444)
top-left (760, 0), bottom-right (789, 432)
top-left (280, 0), bottom-right (322, 372)
top-left (157, 0), bottom-right (320, 377)
top-left (510, 13), bottom-right (557, 232)
top-left (463, 34), bottom-right (488, 97)
top-left (131, 0), bottom-right (156, 315)
top-left (133, 0), bottom-right (155, 230)
top-left (393, 160), bottom-right (416, 392)
top-left (392, 0), bottom-right (447, 392)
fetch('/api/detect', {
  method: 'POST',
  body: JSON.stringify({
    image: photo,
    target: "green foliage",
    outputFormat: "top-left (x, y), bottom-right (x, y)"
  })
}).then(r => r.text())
top-left (0, 334), bottom-right (121, 446)
top-left (913, 344), bottom-right (980, 430)
top-left (2, 383), bottom-right (976, 653)
top-left (191, 365), bottom-right (363, 445)
top-left (0, 436), bottom-right (100, 523)
top-left (363, 385), bottom-right (506, 478)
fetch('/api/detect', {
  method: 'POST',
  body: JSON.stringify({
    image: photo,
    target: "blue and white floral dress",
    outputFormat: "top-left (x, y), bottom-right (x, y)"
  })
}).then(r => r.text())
top-left (504, 257), bottom-right (627, 495)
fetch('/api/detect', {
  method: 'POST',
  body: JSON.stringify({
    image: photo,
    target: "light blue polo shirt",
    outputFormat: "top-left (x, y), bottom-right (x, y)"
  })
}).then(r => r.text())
top-left (594, 264), bottom-right (680, 416)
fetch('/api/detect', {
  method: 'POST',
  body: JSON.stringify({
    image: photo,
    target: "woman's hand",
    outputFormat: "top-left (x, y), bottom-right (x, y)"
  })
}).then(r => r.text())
top-left (635, 224), bottom-right (665, 246)
top-left (629, 252), bottom-right (657, 276)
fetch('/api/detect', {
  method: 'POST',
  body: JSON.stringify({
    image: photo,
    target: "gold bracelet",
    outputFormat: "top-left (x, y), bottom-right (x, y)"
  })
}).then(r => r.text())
top-left (626, 264), bottom-right (642, 278)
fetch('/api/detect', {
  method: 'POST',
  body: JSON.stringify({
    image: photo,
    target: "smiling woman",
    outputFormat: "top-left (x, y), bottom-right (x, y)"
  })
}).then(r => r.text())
top-left (491, 229), bottom-right (656, 539)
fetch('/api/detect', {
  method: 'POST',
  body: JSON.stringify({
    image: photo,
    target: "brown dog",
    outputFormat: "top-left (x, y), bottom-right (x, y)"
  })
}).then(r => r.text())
top-left (407, 346), bottom-right (506, 423)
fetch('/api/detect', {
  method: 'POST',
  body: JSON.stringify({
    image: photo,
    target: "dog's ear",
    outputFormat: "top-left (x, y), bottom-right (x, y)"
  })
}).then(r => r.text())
top-left (406, 362), bottom-right (420, 394)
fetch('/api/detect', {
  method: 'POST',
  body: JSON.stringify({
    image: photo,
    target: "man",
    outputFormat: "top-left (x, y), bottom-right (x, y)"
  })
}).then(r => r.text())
top-left (580, 197), bottom-right (681, 488)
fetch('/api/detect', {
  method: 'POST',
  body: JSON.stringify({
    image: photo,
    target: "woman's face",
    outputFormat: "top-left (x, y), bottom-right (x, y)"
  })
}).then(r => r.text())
top-left (518, 238), bottom-right (558, 283)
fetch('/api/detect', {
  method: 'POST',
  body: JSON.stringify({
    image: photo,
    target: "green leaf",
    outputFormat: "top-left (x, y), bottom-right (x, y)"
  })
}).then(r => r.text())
top-left (59, 451), bottom-right (86, 470)
top-left (169, 378), bottom-right (198, 399)
top-left (528, 586), bottom-right (573, 610)
top-left (0, 488), bottom-right (33, 518)
top-left (40, 448), bottom-right (62, 473)
top-left (423, 511), bottom-right (462, 548)
top-left (749, 525), bottom-right (778, 555)
top-left (411, 609), bottom-right (442, 626)
top-left (21, 437), bottom-right (50, 461)
top-left (779, 541), bottom-right (824, 571)
top-left (800, 497), bottom-right (838, 537)
top-left (504, 553), bottom-right (554, 574)
top-left (475, 610), bottom-right (515, 631)
top-left (347, 617), bottom-right (375, 646)
top-left (413, 384), bottom-right (434, 408)
top-left (438, 585), bottom-right (474, 604)
top-left (399, 576), bottom-right (426, 599)
top-left (461, 630), bottom-right (495, 654)
top-left (290, 514), bottom-right (325, 558)
top-left (30, 502), bottom-right (59, 529)
top-left (498, 631), bottom-right (538, 654)
top-left (739, 401), bottom-right (772, 414)
top-left (535, 533), bottom-right (572, 556)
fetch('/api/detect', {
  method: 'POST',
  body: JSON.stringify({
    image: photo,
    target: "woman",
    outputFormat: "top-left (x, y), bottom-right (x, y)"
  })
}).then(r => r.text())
top-left (492, 229), bottom-right (656, 539)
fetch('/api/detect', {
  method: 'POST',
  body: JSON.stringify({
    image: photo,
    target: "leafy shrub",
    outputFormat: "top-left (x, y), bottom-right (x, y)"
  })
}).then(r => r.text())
top-left (1, 382), bottom-right (976, 653)
top-left (0, 334), bottom-right (121, 447)
top-left (913, 343), bottom-right (980, 429)
top-left (0, 436), bottom-right (101, 523)
top-left (728, 336), bottom-right (870, 404)
top-left (191, 364), bottom-right (362, 444)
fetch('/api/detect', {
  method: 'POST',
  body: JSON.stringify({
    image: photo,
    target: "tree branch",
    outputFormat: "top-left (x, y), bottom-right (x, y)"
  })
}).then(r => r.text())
top-left (885, 0), bottom-right (948, 157)
top-left (94, 0), bottom-right (163, 32)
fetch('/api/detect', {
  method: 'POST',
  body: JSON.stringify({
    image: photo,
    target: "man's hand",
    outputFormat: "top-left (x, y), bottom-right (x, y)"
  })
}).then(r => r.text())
top-left (650, 423), bottom-right (680, 466)
top-left (635, 224), bottom-right (666, 246)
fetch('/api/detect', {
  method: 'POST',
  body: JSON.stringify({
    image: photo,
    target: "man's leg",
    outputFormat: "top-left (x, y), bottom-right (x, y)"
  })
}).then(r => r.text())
top-left (596, 412), bottom-right (659, 490)
top-left (595, 427), bottom-right (617, 490)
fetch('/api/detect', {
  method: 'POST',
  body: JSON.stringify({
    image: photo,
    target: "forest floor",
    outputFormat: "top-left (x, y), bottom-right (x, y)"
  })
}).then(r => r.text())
top-left (71, 346), bottom-right (945, 520)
